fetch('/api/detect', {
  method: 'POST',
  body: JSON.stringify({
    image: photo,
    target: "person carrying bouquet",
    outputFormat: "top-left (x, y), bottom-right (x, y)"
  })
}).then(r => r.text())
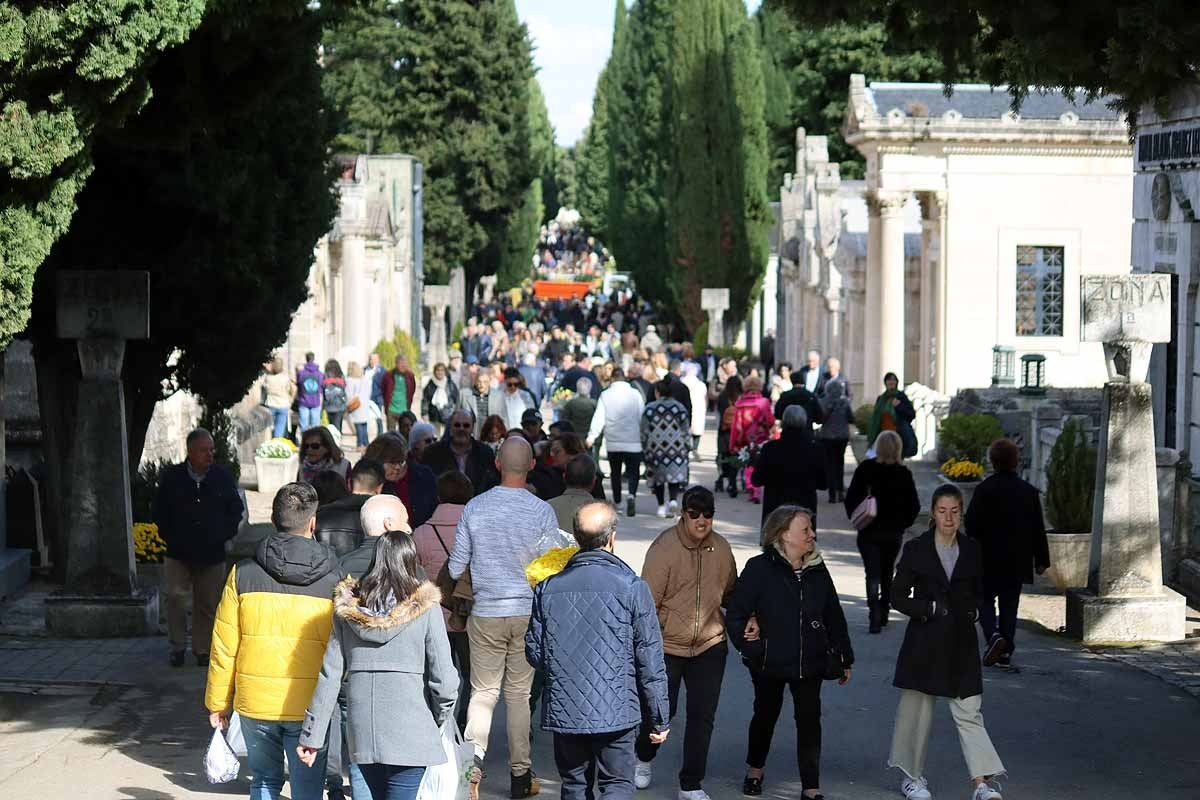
top-left (729, 376), bottom-right (775, 504)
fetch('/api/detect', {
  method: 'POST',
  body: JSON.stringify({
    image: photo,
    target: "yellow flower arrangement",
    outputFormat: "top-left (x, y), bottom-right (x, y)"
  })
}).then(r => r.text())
top-left (133, 522), bottom-right (167, 564)
top-left (525, 546), bottom-right (580, 587)
top-left (940, 457), bottom-right (985, 483)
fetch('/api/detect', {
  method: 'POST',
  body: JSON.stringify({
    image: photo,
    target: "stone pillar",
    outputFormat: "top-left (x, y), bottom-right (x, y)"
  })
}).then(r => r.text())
top-left (933, 193), bottom-right (949, 393)
top-left (918, 193), bottom-right (938, 386)
top-left (701, 288), bottom-right (730, 348)
top-left (449, 267), bottom-right (466, 334)
top-left (46, 338), bottom-right (157, 635)
top-left (340, 236), bottom-right (368, 355)
top-left (1067, 275), bottom-right (1186, 643)
top-left (863, 194), bottom-right (882, 396)
top-left (423, 285), bottom-right (452, 367)
top-left (0, 353), bottom-right (32, 597)
top-left (478, 275), bottom-right (497, 305)
top-left (877, 191), bottom-right (908, 390)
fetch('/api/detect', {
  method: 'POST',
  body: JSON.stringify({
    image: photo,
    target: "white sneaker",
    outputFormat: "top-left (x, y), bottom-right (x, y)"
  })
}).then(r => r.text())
top-left (678, 791), bottom-right (710, 800)
top-left (972, 782), bottom-right (1002, 800)
top-left (901, 776), bottom-right (932, 800)
top-left (668, 499), bottom-right (679, 514)
top-left (656, 504), bottom-right (668, 518)
top-left (634, 761), bottom-right (652, 790)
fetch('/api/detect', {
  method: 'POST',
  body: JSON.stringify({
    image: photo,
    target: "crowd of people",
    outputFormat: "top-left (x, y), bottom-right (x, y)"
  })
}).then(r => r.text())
top-left (152, 288), bottom-right (1054, 800)
top-left (534, 217), bottom-right (613, 280)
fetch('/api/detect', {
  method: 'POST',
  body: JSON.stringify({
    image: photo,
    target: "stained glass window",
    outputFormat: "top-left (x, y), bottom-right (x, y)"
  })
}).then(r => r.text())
top-left (1015, 245), bottom-right (1064, 336)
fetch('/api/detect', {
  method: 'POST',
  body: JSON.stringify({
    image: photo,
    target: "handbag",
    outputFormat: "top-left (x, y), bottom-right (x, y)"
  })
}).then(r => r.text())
top-left (850, 487), bottom-right (877, 531)
top-left (822, 645), bottom-right (845, 681)
top-left (346, 396), bottom-right (361, 413)
top-left (428, 524), bottom-right (474, 626)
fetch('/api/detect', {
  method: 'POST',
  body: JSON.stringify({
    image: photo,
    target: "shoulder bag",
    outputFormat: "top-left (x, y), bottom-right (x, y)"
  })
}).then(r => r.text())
top-left (850, 484), bottom-right (877, 531)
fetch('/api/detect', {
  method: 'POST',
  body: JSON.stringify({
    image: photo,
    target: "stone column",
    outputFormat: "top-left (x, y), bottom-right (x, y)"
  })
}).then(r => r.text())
top-left (918, 193), bottom-right (938, 385)
top-left (1067, 274), bottom-right (1185, 643)
top-left (863, 194), bottom-right (882, 396)
top-left (701, 288), bottom-right (730, 348)
top-left (449, 267), bottom-right (466, 334)
top-left (478, 275), bottom-right (497, 305)
top-left (340, 236), bottom-right (368, 355)
top-left (423, 285), bottom-right (451, 367)
top-left (46, 338), bottom-right (157, 636)
top-left (877, 191), bottom-right (908, 389)
top-left (933, 192), bottom-right (949, 393)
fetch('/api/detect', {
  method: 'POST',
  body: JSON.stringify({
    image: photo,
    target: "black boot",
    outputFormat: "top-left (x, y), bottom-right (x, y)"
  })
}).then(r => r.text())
top-left (510, 770), bottom-right (540, 799)
top-left (868, 604), bottom-right (882, 634)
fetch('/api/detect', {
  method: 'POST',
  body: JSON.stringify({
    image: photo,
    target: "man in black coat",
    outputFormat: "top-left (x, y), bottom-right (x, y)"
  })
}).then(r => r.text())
top-left (422, 409), bottom-right (501, 497)
top-left (152, 428), bottom-right (244, 667)
top-left (773, 372), bottom-right (824, 434)
top-left (314, 459), bottom-right (384, 557)
top-left (965, 438), bottom-right (1050, 667)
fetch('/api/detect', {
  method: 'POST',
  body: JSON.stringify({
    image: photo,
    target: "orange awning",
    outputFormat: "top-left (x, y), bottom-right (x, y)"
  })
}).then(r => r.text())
top-left (533, 280), bottom-right (593, 300)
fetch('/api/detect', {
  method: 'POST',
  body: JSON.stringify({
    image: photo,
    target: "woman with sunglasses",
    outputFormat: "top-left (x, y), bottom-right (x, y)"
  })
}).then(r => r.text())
top-left (298, 426), bottom-right (351, 485)
top-left (727, 506), bottom-right (853, 800)
top-left (635, 487), bottom-right (737, 800)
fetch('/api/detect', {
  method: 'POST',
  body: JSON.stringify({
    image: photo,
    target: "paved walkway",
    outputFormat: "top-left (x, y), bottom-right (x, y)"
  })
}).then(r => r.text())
top-left (2, 425), bottom-right (1199, 798)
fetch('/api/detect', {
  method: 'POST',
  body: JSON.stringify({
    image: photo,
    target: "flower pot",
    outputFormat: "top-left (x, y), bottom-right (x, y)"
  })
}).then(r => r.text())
top-left (849, 433), bottom-right (869, 464)
top-left (136, 562), bottom-right (168, 629)
top-left (935, 473), bottom-right (978, 510)
top-left (1045, 531), bottom-right (1092, 594)
top-left (255, 453), bottom-right (299, 496)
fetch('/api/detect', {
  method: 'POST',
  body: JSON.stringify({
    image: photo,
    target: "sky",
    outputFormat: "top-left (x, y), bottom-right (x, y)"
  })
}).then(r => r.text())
top-left (516, 0), bottom-right (763, 146)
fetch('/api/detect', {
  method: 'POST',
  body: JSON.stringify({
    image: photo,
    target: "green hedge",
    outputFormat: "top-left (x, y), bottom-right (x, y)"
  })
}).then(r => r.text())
top-left (938, 413), bottom-right (1003, 464)
top-left (372, 327), bottom-right (423, 378)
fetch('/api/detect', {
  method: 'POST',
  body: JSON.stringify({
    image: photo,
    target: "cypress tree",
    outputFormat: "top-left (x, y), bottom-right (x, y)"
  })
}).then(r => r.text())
top-left (498, 77), bottom-right (554, 290)
top-left (663, 0), bottom-right (771, 329)
top-left (575, 0), bottom-right (626, 240)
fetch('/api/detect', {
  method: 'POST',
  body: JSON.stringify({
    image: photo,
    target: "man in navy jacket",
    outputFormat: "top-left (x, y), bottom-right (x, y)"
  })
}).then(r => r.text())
top-left (527, 502), bottom-right (670, 800)
top-left (152, 429), bottom-right (244, 667)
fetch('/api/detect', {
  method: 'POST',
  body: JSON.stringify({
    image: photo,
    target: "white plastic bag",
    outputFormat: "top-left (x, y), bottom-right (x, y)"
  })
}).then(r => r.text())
top-left (225, 712), bottom-right (247, 758)
top-left (204, 728), bottom-right (241, 784)
top-left (417, 722), bottom-right (472, 800)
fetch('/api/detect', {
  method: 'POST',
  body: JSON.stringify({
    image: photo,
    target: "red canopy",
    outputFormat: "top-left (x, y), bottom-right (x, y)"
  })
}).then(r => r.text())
top-left (533, 280), bottom-right (593, 300)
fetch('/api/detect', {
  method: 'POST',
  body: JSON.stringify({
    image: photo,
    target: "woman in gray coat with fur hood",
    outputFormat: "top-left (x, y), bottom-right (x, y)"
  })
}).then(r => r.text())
top-left (298, 531), bottom-right (458, 800)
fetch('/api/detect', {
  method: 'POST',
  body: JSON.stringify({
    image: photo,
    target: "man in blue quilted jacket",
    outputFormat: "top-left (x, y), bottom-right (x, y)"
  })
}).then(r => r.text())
top-left (526, 502), bottom-right (670, 800)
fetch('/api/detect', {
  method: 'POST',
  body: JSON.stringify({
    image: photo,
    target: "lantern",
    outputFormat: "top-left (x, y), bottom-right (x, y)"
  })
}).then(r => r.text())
top-left (991, 345), bottom-right (1016, 387)
top-left (1020, 353), bottom-right (1046, 395)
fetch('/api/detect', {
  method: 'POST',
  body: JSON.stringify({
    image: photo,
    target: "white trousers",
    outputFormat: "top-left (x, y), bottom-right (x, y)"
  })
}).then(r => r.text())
top-left (888, 689), bottom-right (1005, 781)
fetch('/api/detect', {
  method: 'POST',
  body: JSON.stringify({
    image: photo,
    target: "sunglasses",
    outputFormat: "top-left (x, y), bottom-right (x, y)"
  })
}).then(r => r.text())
top-left (685, 509), bottom-right (715, 520)
top-left (451, 422), bottom-right (473, 429)
top-left (506, 381), bottom-right (521, 388)
top-left (303, 442), bottom-right (325, 451)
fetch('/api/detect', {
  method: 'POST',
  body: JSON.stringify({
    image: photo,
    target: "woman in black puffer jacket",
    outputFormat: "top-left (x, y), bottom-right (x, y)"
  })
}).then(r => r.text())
top-left (727, 505), bottom-right (854, 800)
top-left (843, 430), bottom-right (920, 634)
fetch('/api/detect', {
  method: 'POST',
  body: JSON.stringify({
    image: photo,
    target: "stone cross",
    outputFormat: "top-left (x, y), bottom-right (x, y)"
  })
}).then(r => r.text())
top-left (701, 288), bottom-right (730, 348)
top-left (1068, 274), bottom-right (1185, 642)
top-left (423, 284), bottom-right (452, 367)
top-left (46, 271), bottom-right (158, 636)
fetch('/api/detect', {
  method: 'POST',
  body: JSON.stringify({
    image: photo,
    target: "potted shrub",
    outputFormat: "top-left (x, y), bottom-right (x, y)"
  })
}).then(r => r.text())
top-left (133, 521), bottom-right (168, 628)
top-left (255, 437), bottom-right (299, 497)
top-left (937, 412), bottom-right (1003, 465)
top-left (850, 403), bottom-right (874, 462)
top-left (1042, 420), bottom-right (1096, 593)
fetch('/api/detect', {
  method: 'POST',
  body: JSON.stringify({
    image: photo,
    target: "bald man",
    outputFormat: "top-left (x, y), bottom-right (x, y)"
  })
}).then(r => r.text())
top-left (338, 494), bottom-right (412, 578)
top-left (448, 436), bottom-right (573, 799)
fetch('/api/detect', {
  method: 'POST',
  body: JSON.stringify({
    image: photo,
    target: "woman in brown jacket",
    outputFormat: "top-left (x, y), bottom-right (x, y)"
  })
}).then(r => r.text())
top-left (634, 486), bottom-right (737, 800)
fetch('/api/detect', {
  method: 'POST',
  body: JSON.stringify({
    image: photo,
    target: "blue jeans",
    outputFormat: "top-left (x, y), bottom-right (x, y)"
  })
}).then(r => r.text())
top-left (355, 422), bottom-right (370, 448)
top-left (357, 764), bottom-right (426, 800)
top-left (350, 763), bottom-right (370, 800)
top-left (269, 406), bottom-right (290, 439)
top-left (299, 405), bottom-right (321, 432)
top-left (241, 716), bottom-right (328, 800)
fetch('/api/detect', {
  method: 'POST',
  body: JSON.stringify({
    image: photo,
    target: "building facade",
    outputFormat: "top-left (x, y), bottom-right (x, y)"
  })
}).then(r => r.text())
top-left (778, 76), bottom-right (1134, 400)
top-left (287, 154), bottom-right (424, 370)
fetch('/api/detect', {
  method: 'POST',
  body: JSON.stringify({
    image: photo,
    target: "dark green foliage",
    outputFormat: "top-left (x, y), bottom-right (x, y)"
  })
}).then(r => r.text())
top-left (30, 0), bottom-right (339, 469)
top-left (770, 0), bottom-right (1195, 129)
top-left (937, 413), bottom-right (1004, 464)
top-left (576, 3), bottom-right (624, 239)
top-left (0, 0), bottom-right (206, 349)
top-left (498, 77), bottom-right (553, 291)
top-left (755, 8), bottom-right (949, 186)
top-left (321, 0), bottom-right (538, 285)
top-left (1044, 420), bottom-right (1097, 533)
top-left (602, 0), bottom-right (770, 328)
top-left (852, 403), bottom-right (874, 433)
top-left (130, 459), bottom-right (171, 524)
top-left (372, 329), bottom-right (422, 380)
top-left (543, 146), bottom-right (577, 218)
top-left (199, 405), bottom-right (241, 483)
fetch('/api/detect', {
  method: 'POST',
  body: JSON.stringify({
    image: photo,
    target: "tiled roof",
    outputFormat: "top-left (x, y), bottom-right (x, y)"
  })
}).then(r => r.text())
top-left (866, 83), bottom-right (1121, 121)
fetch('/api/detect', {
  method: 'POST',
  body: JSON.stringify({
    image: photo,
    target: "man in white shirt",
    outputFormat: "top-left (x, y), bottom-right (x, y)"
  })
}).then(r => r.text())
top-left (586, 368), bottom-right (646, 517)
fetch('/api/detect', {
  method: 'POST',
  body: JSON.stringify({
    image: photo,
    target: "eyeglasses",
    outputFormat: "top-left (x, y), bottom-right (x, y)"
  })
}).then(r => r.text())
top-left (303, 442), bottom-right (324, 451)
top-left (685, 509), bottom-right (714, 520)
top-left (451, 422), bottom-right (473, 429)
top-left (506, 381), bottom-right (521, 388)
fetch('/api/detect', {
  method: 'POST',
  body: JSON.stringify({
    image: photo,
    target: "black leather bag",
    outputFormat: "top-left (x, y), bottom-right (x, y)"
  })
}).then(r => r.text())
top-left (823, 646), bottom-right (845, 681)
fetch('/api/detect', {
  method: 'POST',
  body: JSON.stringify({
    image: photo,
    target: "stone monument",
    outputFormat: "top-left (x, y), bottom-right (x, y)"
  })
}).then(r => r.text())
top-left (701, 288), bottom-right (730, 348)
top-left (46, 271), bottom-right (158, 636)
top-left (423, 284), bottom-right (452, 367)
top-left (478, 275), bottom-right (498, 305)
top-left (449, 267), bottom-right (467, 336)
top-left (1067, 274), bottom-right (1186, 642)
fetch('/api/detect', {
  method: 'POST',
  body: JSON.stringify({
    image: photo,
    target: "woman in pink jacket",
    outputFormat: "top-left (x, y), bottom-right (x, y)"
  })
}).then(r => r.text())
top-left (411, 469), bottom-right (474, 731)
top-left (729, 375), bottom-right (776, 504)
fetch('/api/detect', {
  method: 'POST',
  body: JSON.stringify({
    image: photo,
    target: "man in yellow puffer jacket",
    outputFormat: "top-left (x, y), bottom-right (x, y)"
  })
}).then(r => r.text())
top-left (205, 482), bottom-right (341, 800)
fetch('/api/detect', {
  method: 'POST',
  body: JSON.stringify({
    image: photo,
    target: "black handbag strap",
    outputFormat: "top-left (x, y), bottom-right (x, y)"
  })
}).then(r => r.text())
top-left (430, 524), bottom-right (450, 557)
